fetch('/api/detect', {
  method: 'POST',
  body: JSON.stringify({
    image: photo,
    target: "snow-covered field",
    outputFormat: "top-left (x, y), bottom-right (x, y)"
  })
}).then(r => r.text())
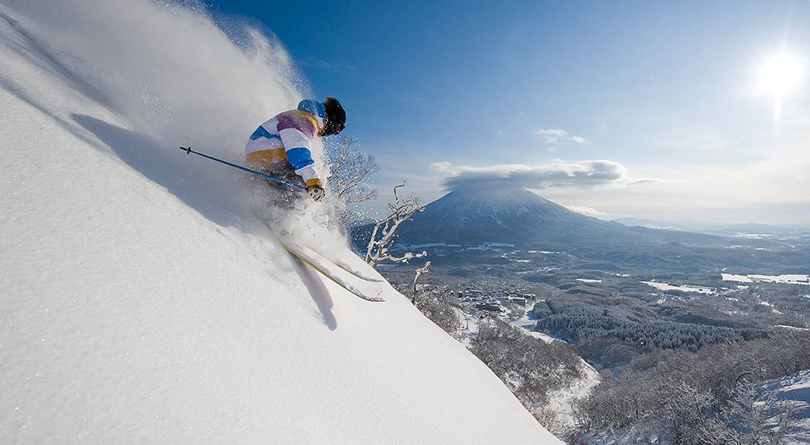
top-left (465, 242), bottom-right (515, 251)
top-left (512, 318), bottom-right (557, 344)
top-left (775, 325), bottom-right (810, 332)
top-left (0, 2), bottom-right (561, 443)
top-left (641, 280), bottom-right (716, 294)
top-left (722, 273), bottom-right (810, 285)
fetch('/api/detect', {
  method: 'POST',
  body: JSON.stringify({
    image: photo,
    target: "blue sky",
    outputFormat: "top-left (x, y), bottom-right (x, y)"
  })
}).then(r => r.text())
top-left (212, 0), bottom-right (810, 225)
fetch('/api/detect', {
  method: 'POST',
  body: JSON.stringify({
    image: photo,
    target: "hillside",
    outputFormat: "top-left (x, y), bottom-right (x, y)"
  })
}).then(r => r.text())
top-left (0, 2), bottom-right (561, 443)
top-left (756, 369), bottom-right (810, 443)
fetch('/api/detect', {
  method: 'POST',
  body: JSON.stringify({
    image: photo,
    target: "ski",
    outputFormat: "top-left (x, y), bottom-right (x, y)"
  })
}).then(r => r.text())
top-left (300, 244), bottom-right (385, 283)
top-left (255, 211), bottom-right (384, 283)
top-left (281, 240), bottom-right (386, 302)
top-left (270, 231), bottom-right (384, 283)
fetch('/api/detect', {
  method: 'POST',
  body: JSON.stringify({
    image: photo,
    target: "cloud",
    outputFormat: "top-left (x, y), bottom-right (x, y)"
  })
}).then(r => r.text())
top-left (565, 205), bottom-right (607, 218)
top-left (430, 161), bottom-right (453, 173)
top-left (533, 128), bottom-right (590, 145)
top-left (535, 129), bottom-right (568, 137)
top-left (629, 178), bottom-right (670, 185)
top-left (437, 160), bottom-right (628, 191)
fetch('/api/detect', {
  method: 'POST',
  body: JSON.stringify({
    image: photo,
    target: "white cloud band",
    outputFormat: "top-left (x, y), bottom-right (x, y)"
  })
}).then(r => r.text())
top-left (533, 128), bottom-right (590, 145)
top-left (433, 160), bottom-right (628, 191)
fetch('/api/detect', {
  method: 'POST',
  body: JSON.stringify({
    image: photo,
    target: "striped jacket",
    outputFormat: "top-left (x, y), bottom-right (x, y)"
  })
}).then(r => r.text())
top-left (244, 100), bottom-right (324, 188)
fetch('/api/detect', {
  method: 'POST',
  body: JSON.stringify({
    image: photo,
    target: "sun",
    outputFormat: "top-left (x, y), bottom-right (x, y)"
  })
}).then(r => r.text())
top-left (760, 53), bottom-right (802, 123)
top-left (761, 53), bottom-right (801, 96)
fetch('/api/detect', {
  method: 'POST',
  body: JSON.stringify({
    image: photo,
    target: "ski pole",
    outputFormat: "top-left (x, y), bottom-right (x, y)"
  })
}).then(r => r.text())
top-left (179, 146), bottom-right (306, 190)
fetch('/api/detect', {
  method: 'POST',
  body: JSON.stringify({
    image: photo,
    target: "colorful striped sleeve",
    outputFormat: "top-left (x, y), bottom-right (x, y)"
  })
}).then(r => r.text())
top-left (276, 111), bottom-right (322, 187)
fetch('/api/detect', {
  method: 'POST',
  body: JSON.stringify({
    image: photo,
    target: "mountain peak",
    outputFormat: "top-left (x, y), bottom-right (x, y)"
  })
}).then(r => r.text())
top-left (396, 188), bottom-right (599, 244)
top-left (448, 187), bottom-right (570, 214)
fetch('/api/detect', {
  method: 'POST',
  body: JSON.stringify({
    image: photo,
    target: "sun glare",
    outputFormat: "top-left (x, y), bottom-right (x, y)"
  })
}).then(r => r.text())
top-left (760, 53), bottom-right (801, 123)
top-left (761, 53), bottom-right (801, 96)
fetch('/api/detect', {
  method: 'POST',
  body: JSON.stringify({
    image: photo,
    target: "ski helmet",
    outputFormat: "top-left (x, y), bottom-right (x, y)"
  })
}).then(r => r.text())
top-left (322, 97), bottom-right (346, 136)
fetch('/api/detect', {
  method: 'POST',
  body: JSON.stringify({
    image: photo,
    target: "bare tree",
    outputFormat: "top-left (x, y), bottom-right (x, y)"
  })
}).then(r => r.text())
top-left (410, 285), bottom-right (462, 339)
top-left (325, 136), bottom-right (380, 224)
top-left (411, 261), bottom-right (431, 305)
top-left (699, 384), bottom-right (802, 445)
top-left (364, 182), bottom-right (427, 268)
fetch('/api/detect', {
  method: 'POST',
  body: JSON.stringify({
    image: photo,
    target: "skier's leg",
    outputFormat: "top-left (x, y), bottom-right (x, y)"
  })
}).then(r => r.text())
top-left (252, 169), bottom-right (308, 235)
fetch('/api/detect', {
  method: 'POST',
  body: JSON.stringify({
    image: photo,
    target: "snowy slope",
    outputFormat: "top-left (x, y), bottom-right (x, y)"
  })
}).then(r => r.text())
top-left (510, 308), bottom-right (600, 433)
top-left (756, 370), bottom-right (810, 444)
top-left (0, 1), bottom-right (561, 443)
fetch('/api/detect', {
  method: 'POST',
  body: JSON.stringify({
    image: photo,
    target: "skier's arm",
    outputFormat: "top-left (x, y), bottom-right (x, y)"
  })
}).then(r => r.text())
top-left (277, 113), bottom-right (322, 188)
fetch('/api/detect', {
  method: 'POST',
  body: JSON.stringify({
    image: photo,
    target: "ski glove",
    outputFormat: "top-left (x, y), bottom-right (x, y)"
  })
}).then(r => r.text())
top-left (307, 185), bottom-right (325, 202)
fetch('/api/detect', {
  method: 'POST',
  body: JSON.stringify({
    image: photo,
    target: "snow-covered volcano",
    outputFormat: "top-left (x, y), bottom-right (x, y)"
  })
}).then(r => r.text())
top-left (0, 2), bottom-right (561, 443)
top-left (397, 187), bottom-right (631, 245)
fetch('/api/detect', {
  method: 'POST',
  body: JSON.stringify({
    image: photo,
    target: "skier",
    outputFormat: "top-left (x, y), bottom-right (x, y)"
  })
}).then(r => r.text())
top-left (245, 97), bottom-right (346, 203)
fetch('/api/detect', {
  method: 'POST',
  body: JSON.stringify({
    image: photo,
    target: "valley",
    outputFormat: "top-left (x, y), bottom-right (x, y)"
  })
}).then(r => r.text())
top-left (358, 187), bottom-right (810, 441)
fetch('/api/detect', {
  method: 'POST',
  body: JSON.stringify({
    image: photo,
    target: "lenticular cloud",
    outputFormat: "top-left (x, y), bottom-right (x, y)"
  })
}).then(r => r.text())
top-left (435, 160), bottom-right (628, 191)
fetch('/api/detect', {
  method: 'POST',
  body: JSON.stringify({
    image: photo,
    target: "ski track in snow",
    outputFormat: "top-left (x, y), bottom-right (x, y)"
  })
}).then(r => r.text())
top-left (0, 2), bottom-right (561, 443)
